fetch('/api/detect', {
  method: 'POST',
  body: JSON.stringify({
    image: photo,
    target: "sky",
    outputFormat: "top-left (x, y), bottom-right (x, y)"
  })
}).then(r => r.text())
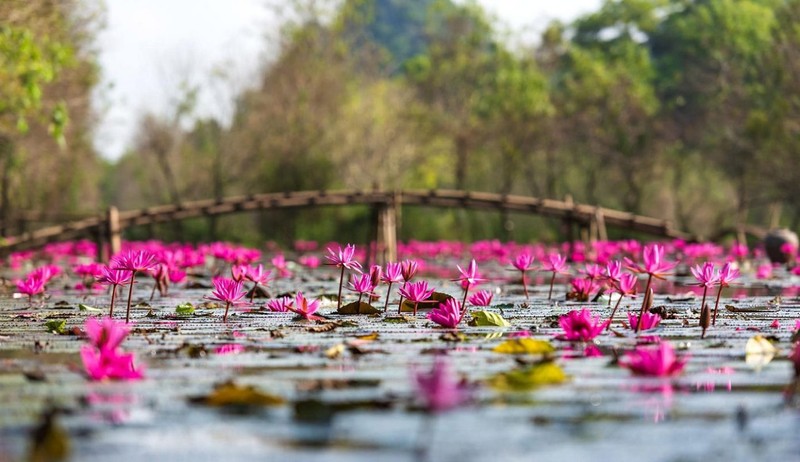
top-left (94, 0), bottom-right (603, 161)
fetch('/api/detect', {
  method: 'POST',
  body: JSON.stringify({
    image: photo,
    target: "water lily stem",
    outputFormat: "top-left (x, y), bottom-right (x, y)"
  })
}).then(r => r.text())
top-left (712, 286), bottom-right (723, 326)
top-left (636, 274), bottom-right (653, 332)
top-left (336, 266), bottom-right (345, 310)
top-left (109, 284), bottom-right (118, 317)
top-left (606, 295), bottom-right (623, 331)
top-left (124, 271), bottom-right (137, 323)
top-left (521, 271), bottom-right (529, 300)
top-left (461, 283), bottom-right (470, 309)
top-left (548, 272), bottom-right (556, 301)
top-left (383, 282), bottom-right (393, 312)
top-left (223, 301), bottom-right (230, 322)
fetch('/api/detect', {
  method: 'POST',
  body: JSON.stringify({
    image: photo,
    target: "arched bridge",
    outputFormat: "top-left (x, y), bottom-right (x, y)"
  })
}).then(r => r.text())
top-left (0, 189), bottom-right (696, 261)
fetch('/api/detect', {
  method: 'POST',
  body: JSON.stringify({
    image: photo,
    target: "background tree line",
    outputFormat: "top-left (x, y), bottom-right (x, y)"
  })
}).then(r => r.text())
top-left (4, 0), bottom-right (800, 246)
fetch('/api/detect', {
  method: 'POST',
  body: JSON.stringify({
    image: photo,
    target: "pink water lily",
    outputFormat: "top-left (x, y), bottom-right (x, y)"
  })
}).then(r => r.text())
top-left (427, 298), bottom-right (465, 329)
top-left (96, 266), bottom-right (132, 317)
top-left (557, 309), bottom-right (608, 342)
top-left (80, 317), bottom-right (143, 381)
top-left (624, 244), bottom-right (675, 332)
top-left (348, 272), bottom-right (377, 306)
top-left (627, 311), bottom-right (661, 331)
top-left (207, 277), bottom-right (247, 322)
top-left (511, 253), bottom-right (534, 300)
top-left (542, 253), bottom-right (568, 301)
top-left (467, 289), bottom-right (493, 307)
top-left (398, 280), bottom-right (434, 316)
top-left (606, 272), bottom-right (638, 330)
top-left (16, 275), bottom-right (45, 304)
top-left (266, 296), bottom-right (293, 312)
top-left (325, 243), bottom-right (362, 310)
top-left (381, 262), bottom-right (403, 312)
top-left (712, 262), bottom-right (740, 325)
top-left (621, 342), bottom-right (687, 377)
top-left (290, 292), bottom-right (321, 320)
top-left (111, 250), bottom-right (158, 323)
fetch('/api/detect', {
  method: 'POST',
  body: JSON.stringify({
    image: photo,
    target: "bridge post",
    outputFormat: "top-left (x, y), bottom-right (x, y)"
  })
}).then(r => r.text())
top-left (107, 206), bottom-right (121, 258)
top-left (375, 193), bottom-right (398, 265)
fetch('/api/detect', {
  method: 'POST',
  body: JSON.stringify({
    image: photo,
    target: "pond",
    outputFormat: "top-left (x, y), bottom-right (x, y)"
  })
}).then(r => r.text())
top-left (1, 241), bottom-right (799, 462)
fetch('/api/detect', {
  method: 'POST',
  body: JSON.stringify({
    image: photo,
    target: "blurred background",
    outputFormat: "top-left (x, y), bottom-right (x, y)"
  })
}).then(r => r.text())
top-left (1, 0), bottom-right (798, 245)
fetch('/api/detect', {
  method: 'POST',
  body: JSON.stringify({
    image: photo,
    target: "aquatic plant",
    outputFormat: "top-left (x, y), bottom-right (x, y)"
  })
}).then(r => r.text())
top-left (541, 253), bottom-right (568, 301)
top-left (208, 277), bottom-right (247, 322)
top-left (556, 309), bottom-right (608, 342)
top-left (399, 280), bottom-right (434, 316)
top-left (625, 244), bottom-right (676, 332)
top-left (510, 253), bottom-right (534, 300)
top-left (80, 317), bottom-right (144, 381)
top-left (96, 266), bottom-right (132, 317)
top-left (325, 244), bottom-right (362, 310)
top-left (110, 250), bottom-right (158, 323)
top-left (427, 298), bottom-right (465, 329)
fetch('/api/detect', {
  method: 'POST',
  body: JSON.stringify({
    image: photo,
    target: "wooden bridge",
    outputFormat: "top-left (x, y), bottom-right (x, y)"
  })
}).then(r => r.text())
top-left (0, 189), bottom-right (696, 262)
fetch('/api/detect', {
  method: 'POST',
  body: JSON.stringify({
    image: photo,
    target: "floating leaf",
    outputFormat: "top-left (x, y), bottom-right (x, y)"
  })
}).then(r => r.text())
top-left (354, 332), bottom-right (379, 341)
top-left (488, 361), bottom-right (569, 391)
top-left (725, 304), bottom-right (779, 313)
top-left (325, 344), bottom-right (345, 359)
top-left (745, 335), bottom-right (777, 369)
top-left (470, 310), bottom-right (511, 327)
top-left (338, 301), bottom-right (381, 314)
top-left (383, 315), bottom-right (413, 324)
top-left (45, 320), bottom-right (66, 335)
top-left (191, 382), bottom-right (284, 407)
top-left (175, 302), bottom-right (195, 315)
top-left (78, 304), bottom-right (102, 313)
top-left (493, 338), bottom-right (555, 355)
top-left (27, 409), bottom-right (70, 462)
top-left (400, 292), bottom-right (454, 312)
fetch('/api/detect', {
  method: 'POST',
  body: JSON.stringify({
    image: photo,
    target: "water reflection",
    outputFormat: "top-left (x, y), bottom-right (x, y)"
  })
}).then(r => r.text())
top-left (626, 383), bottom-right (674, 424)
top-left (85, 391), bottom-right (138, 424)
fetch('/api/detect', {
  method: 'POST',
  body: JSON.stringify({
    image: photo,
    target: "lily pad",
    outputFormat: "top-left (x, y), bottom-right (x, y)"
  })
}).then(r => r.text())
top-left (78, 304), bottom-right (102, 314)
top-left (493, 338), bottom-right (555, 355)
top-left (176, 302), bottom-right (195, 315)
top-left (470, 310), bottom-right (511, 327)
top-left (190, 382), bottom-right (284, 407)
top-left (488, 361), bottom-right (569, 391)
top-left (45, 320), bottom-right (66, 335)
top-left (338, 301), bottom-right (381, 314)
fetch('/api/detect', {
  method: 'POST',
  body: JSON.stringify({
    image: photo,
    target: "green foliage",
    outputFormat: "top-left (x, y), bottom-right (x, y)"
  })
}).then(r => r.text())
top-left (102, 0), bottom-right (800, 242)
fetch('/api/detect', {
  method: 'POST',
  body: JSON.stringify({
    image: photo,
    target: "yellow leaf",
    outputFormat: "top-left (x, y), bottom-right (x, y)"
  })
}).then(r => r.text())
top-left (488, 362), bottom-right (569, 391)
top-left (325, 344), bottom-right (345, 359)
top-left (492, 338), bottom-right (555, 355)
top-left (198, 382), bottom-right (284, 407)
top-left (354, 332), bottom-right (379, 341)
top-left (745, 335), bottom-right (777, 369)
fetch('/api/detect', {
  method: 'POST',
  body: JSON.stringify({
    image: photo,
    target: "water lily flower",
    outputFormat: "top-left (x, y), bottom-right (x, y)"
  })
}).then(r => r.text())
top-left (80, 317), bottom-right (143, 381)
top-left (624, 244), bottom-right (676, 332)
top-left (111, 250), bottom-right (158, 323)
top-left (266, 296), bottom-right (293, 312)
top-left (455, 259), bottom-right (483, 306)
top-left (557, 309), bottom-right (608, 342)
top-left (427, 298), bottom-right (465, 329)
top-left (712, 262), bottom-right (740, 325)
top-left (290, 292), bottom-right (321, 320)
top-left (381, 262), bottom-right (403, 312)
top-left (606, 272), bottom-right (638, 330)
top-left (398, 280), bottom-right (434, 316)
top-left (244, 264), bottom-right (272, 303)
top-left (620, 342), bottom-right (687, 377)
top-left (207, 277), bottom-right (247, 322)
top-left (348, 272), bottom-right (376, 306)
top-left (467, 289), bottom-right (493, 307)
top-left (400, 259), bottom-right (419, 282)
top-left (325, 244), bottom-right (362, 310)
top-left (542, 253), bottom-right (569, 301)
top-left (511, 253), bottom-right (534, 300)
top-left (412, 358), bottom-right (468, 413)
top-left (16, 275), bottom-right (45, 304)
top-left (271, 254), bottom-right (292, 279)
top-left (569, 277), bottom-right (597, 302)
top-left (627, 311), bottom-right (661, 331)
top-left (96, 267), bottom-right (132, 317)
